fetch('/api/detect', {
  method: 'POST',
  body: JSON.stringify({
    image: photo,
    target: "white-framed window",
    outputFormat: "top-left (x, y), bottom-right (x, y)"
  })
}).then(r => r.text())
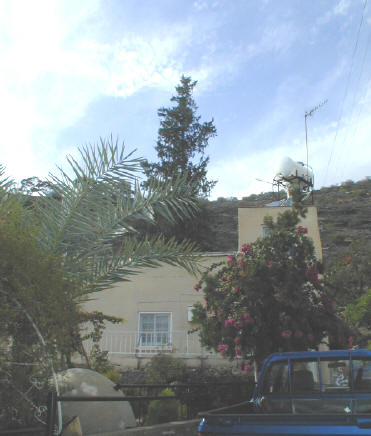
top-left (261, 225), bottom-right (272, 238)
top-left (138, 312), bottom-right (172, 347)
top-left (187, 306), bottom-right (194, 322)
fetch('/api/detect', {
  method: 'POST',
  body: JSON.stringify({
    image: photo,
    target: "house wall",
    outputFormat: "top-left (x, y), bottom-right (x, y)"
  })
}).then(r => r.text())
top-left (238, 205), bottom-right (323, 260)
top-left (84, 253), bottom-right (228, 368)
top-left (86, 205), bottom-right (323, 368)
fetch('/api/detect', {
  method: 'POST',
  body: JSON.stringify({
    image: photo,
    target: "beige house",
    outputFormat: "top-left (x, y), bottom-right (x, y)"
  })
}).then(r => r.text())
top-left (238, 205), bottom-right (322, 260)
top-left (86, 204), bottom-right (322, 368)
top-left (85, 253), bottom-right (226, 368)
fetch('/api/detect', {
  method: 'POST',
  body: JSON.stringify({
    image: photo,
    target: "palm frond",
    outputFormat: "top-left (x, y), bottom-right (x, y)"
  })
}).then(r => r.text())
top-left (70, 235), bottom-right (201, 296)
top-left (36, 138), bottom-right (143, 253)
top-left (34, 138), bottom-right (201, 290)
top-left (0, 164), bottom-right (15, 202)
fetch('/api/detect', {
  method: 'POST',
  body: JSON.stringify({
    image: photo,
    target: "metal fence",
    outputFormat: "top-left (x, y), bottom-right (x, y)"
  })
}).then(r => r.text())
top-left (1, 381), bottom-right (252, 435)
top-left (0, 380), bottom-right (254, 435)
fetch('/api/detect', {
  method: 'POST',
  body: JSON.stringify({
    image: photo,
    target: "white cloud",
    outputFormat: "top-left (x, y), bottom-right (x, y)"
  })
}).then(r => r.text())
top-left (316, 0), bottom-right (353, 27)
top-left (333, 0), bottom-right (351, 16)
top-left (0, 1), bottom-right (202, 180)
top-left (193, 0), bottom-right (208, 11)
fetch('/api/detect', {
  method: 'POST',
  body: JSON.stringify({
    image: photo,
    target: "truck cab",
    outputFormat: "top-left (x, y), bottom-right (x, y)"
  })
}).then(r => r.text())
top-left (254, 349), bottom-right (371, 414)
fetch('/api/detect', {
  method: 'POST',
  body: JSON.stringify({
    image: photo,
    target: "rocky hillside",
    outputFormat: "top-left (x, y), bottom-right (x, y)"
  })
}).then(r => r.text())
top-left (206, 177), bottom-right (371, 263)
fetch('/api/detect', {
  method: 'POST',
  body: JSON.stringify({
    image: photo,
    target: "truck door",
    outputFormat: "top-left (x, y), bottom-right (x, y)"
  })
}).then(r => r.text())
top-left (352, 356), bottom-right (371, 413)
top-left (290, 358), bottom-right (321, 413)
top-left (319, 357), bottom-right (352, 413)
top-left (259, 359), bottom-right (291, 412)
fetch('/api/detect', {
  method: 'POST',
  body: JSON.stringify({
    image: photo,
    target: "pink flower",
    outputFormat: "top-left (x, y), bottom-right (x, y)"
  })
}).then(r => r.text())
top-left (234, 321), bottom-right (244, 328)
top-left (235, 349), bottom-right (241, 356)
top-left (234, 286), bottom-right (239, 293)
top-left (243, 364), bottom-right (252, 372)
top-left (267, 261), bottom-right (273, 268)
top-left (205, 301), bottom-right (209, 308)
top-left (221, 276), bottom-right (226, 282)
top-left (243, 313), bottom-right (253, 323)
top-left (217, 344), bottom-right (228, 353)
top-left (294, 330), bottom-right (303, 338)
top-left (281, 330), bottom-right (292, 339)
top-left (225, 318), bottom-right (234, 327)
top-left (296, 225), bottom-right (308, 234)
top-left (274, 293), bottom-right (281, 301)
top-left (234, 337), bottom-right (240, 343)
top-left (243, 314), bottom-right (253, 324)
top-left (241, 244), bottom-right (252, 254)
top-left (227, 255), bottom-right (234, 263)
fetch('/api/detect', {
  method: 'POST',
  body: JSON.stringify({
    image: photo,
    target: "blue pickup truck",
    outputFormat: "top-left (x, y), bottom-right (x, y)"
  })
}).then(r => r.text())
top-left (198, 349), bottom-right (371, 435)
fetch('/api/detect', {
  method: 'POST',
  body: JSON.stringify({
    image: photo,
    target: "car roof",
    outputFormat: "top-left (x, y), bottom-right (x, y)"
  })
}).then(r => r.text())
top-left (266, 349), bottom-right (371, 363)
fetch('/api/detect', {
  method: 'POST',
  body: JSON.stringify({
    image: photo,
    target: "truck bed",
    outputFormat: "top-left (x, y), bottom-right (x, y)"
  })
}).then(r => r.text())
top-left (198, 402), bottom-right (371, 435)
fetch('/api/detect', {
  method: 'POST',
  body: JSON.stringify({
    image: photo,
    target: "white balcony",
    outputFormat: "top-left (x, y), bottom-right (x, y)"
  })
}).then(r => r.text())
top-left (88, 330), bottom-right (216, 357)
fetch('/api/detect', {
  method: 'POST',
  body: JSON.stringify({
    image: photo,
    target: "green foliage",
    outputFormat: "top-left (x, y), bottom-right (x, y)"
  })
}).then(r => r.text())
top-left (192, 208), bottom-right (350, 367)
top-left (145, 388), bottom-right (181, 425)
top-left (177, 367), bottom-right (254, 417)
top-left (0, 193), bottom-right (123, 428)
top-left (344, 290), bottom-right (371, 348)
top-left (145, 198), bottom-right (215, 251)
top-left (345, 290), bottom-right (371, 330)
top-left (100, 369), bottom-right (121, 384)
top-left (18, 176), bottom-right (54, 197)
top-left (34, 138), bottom-right (201, 293)
top-left (0, 138), bottom-right (202, 429)
top-left (0, 196), bottom-right (75, 427)
top-left (143, 75), bottom-right (217, 198)
top-left (145, 354), bottom-right (185, 384)
top-left (325, 240), bottom-right (371, 309)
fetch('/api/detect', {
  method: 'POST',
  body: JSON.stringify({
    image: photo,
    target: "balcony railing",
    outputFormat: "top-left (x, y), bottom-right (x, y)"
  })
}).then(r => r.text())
top-left (87, 330), bottom-right (217, 357)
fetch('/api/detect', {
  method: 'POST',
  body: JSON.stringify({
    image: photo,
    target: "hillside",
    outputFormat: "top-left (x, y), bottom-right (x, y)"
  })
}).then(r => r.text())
top-left (206, 177), bottom-right (371, 263)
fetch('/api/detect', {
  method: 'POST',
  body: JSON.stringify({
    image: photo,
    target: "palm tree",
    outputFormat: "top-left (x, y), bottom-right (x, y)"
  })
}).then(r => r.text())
top-left (0, 138), bottom-right (202, 430)
top-left (35, 137), bottom-right (201, 296)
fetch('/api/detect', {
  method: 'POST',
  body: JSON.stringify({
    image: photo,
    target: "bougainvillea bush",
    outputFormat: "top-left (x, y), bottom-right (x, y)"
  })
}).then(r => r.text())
top-left (192, 208), bottom-right (351, 371)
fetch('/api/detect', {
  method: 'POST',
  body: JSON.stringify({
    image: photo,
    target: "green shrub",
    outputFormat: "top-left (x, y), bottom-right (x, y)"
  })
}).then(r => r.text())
top-left (101, 368), bottom-right (121, 384)
top-left (145, 354), bottom-right (185, 384)
top-left (330, 233), bottom-right (346, 244)
top-left (145, 388), bottom-right (181, 425)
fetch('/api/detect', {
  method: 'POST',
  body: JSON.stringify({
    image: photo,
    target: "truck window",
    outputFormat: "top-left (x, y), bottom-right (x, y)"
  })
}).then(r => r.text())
top-left (320, 358), bottom-right (350, 392)
top-left (353, 358), bottom-right (371, 413)
top-left (353, 358), bottom-right (371, 392)
top-left (262, 360), bottom-right (289, 394)
top-left (291, 359), bottom-right (319, 393)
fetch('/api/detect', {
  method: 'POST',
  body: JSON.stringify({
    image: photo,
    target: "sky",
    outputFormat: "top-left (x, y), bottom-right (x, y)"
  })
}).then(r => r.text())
top-left (0, 0), bottom-right (370, 200)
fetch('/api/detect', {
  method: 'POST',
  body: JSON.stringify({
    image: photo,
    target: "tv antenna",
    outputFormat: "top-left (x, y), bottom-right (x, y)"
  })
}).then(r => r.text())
top-left (256, 178), bottom-right (273, 186)
top-left (305, 99), bottom-right (327, 184)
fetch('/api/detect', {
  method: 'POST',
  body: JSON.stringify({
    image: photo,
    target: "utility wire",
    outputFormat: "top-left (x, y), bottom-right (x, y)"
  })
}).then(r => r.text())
top-left (339, 18), bottom-right (371, 181)
top-left (323, 0), bottom-right (368, 186)
top-left (339, 29), bottom-right (371, 181)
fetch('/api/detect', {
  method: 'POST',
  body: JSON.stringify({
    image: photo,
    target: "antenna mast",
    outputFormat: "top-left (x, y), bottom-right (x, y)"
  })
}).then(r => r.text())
top-left (304, 99), bottom-right (327, 185)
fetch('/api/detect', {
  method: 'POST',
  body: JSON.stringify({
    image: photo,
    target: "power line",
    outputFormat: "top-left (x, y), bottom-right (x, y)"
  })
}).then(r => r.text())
top-left (339, 18), bottom-right (371, 181)
top-left (323, 0), bottom-right (368, 186)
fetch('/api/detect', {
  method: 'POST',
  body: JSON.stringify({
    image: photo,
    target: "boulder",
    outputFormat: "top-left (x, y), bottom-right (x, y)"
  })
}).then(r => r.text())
top-left (55, 368), bottom-right (136, 435)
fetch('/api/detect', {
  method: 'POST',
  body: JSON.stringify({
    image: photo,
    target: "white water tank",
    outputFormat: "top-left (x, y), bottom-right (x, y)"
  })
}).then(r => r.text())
top-left (275, 156), bottom-right (313, 186)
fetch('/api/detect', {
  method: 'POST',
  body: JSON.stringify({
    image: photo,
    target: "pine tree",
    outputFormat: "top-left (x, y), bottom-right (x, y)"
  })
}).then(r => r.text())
top-left (143, 75), bottom-right (217, 198)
